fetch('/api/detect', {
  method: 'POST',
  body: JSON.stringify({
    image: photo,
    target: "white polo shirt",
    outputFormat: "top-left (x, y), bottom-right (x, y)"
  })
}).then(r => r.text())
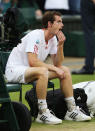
top-left (6, 29), bottom-right (58, 67)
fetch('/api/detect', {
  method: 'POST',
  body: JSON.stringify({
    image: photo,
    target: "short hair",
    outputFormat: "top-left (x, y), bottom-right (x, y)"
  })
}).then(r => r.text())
top-left (42, 11), bottom-right (62, 28)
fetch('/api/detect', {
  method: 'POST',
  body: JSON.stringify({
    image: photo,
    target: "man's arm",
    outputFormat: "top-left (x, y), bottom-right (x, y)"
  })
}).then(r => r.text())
top-left (27, 52), bottom-right (65, 79)
top-left (51, 31), bottom-right (66, 67)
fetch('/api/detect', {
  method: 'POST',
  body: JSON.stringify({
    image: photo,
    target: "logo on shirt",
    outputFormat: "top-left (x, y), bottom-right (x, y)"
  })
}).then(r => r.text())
top-left (34, 45), bottom-right (38, 54)
top-left (33, 40), bottom-right (39, 54)
top-left (36, 40), bottom-right (40, 44)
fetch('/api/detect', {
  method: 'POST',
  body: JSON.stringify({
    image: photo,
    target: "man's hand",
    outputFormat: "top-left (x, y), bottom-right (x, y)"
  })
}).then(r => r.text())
top-left (56, 68), bottom-right (65, 79)
top-left (92, 0), bottom-right (95, 4)
top-left (57, 31), bottom-right (66, 46)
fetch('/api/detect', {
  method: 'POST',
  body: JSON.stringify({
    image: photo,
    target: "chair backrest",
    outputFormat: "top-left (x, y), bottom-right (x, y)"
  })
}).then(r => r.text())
top-left (0, 64), bottom-right (9, 98)
top-left (0, 51), bottom-right (10, 74)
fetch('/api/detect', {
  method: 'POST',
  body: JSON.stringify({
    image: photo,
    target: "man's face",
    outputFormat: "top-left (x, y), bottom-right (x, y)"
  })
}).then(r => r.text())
top-left (50, 15), bottom-right (64, 35)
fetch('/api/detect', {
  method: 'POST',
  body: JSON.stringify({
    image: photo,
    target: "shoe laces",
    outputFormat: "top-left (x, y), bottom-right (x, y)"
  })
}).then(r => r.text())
top-left (50, 110), bottom-right (55, 115)
top-left (45, 109), bottom-right (56, 118)
top-left (75, 106), bottom-right (87, 116)
top-left (75, 106), bottom-right (80, 111)
top-left (74, 106), bottom-right (83, 114)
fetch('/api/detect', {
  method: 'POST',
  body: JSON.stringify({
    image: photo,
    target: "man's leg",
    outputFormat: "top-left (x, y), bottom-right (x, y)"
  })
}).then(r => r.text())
top-left (24, 67), bottom-right (62, 124)
top-left (25, 67), bottom-right (48, 99)
top-left (48, 65), bottom-right (91, 121)
top-left (25, 67), bottom-right (49, 113)
top-left (48, 66), bottom-right (75, 110)
top-left (48, 66), bottom-right (73, 97)
top-left (81, 0), bottom-right (95, 73)
top-left (58, 66), bottom-right (75, 111)
top-left (72, 0), bottom-right (95, 74)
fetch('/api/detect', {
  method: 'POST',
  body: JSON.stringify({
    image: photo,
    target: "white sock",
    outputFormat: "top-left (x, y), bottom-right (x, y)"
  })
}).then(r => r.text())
top-left (65, 97), bottom-right (76, 112)
top-left (38, 99), bottom-right (48, 113)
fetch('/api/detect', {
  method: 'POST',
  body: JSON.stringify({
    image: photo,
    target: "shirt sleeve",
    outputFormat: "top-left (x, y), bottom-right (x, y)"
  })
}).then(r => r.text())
top-left (49, 36), bottom-right (58, 55)
top-left (22, 31), bottom-right (39, 54)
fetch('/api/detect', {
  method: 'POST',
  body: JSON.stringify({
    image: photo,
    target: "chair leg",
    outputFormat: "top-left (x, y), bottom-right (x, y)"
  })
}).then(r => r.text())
top-left (19, 87), bottom-right (22, 102)
top-left (48, 81), bottom-right (55, 96)
top-left (32, 82), bottom-right (36, 89)
top-left (52, 84), bottom-right (55, 96)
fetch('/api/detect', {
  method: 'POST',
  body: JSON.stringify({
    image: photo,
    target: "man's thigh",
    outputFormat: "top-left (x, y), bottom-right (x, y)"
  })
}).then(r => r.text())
top-left (6, 66), bottom-right (46, 83)
top-left (24, 67), bottom-right (48, 83)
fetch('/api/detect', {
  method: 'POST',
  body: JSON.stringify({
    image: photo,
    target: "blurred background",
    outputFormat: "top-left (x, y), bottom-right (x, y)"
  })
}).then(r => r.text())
top-left (0, 0), bottom-right (94, 72)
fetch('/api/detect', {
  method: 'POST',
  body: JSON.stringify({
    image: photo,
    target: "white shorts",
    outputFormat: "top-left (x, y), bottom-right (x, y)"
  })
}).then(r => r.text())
top-left (5, 66), bottom-right (28, 83)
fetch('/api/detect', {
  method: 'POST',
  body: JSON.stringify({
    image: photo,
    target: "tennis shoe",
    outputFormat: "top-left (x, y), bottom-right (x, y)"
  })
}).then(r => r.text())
top-left (64, 106), bottom-right (91, 121)
top-left (36, 109), bottom-right (62, 124)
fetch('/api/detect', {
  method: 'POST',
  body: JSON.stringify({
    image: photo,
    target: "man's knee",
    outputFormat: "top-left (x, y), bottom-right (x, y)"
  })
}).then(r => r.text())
top-left (60, 66), bottom-right (70, 72)
top-left (39, 67), bottom-right (48, 79)
top-left (59, 66), bottom-right (71, 77)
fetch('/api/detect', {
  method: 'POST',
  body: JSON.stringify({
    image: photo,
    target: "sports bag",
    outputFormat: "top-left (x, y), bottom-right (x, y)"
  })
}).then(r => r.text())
top-left (25, 87), bottom-right (90, 120)
top-left (47, 88), bottom-right (90, 119)
top-left (73, 81), bottom-right (95, 117)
